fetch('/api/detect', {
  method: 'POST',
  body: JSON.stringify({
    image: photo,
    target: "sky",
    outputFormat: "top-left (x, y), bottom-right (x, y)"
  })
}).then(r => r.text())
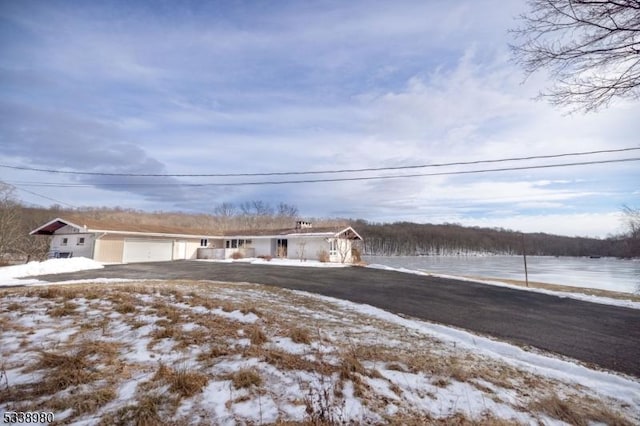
top-left (0, 0), bottom-right (638, 238)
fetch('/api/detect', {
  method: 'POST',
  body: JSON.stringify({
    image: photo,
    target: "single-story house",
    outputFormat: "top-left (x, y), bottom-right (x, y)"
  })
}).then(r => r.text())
top-left (30, 218), bottom-right (363, 264)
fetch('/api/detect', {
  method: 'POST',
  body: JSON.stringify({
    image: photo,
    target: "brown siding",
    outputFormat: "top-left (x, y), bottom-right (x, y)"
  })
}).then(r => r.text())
top-left (94, 235), bottom-right (124, 263)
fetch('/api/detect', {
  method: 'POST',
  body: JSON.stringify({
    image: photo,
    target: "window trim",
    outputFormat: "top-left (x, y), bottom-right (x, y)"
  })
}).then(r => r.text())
top-left (77, 237), bottom-right (85, 246)
top-left (329, 239), bottom-right (338, 256)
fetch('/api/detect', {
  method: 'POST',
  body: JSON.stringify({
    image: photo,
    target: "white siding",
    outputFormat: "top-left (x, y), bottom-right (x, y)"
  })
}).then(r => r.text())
top-left (185, 241), bottom-right (201, 260)
top-left (50, 233), bottom-right (95, 259)
top-left (251, 238), bottom-right (273, 257)
top-left (287, 237), bottom-right (330, 261)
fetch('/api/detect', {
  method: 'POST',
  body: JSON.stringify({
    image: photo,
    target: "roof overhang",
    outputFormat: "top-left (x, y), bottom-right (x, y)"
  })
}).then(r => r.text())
top-left (334, 227), bottom-right (363, 240)
top-left (29, 218), bottom-right (85, 235)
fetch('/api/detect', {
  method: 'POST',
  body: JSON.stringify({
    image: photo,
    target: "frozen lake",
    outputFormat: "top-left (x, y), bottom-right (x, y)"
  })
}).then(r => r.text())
top-left (364, 255), bottom-right (640, 295)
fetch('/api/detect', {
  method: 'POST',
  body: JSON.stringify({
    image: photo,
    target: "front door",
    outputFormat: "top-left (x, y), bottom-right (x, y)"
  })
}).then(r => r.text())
top-left (276, 239), bottom-right (288, 258)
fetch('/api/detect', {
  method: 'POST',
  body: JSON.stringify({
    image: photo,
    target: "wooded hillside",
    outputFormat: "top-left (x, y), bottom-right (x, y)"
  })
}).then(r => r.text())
top-left (1, 192), bottom-right (636, 262)
top-left (354, 220), bottom-right (632, 258)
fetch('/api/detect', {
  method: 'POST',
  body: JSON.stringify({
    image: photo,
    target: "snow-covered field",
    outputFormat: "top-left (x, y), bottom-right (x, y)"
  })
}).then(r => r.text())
top-left (1, 280), bottom-right (638, 425)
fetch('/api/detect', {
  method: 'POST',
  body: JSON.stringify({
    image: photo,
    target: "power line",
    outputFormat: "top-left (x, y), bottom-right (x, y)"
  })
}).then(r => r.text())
top-left (12, 185), bottom-right (76, 208)
top-left (7, 157), bottom-right (640, 187)
top-left (0, 146), bottom-right (638, 177)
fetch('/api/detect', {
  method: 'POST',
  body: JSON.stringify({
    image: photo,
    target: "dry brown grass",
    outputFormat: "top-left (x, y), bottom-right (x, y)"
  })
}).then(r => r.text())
top-left (250, 346), bottom-right (334, 375)
top-left (318, 250), bottom-right (330, 263)
top-left (11, 340), bottom-right (121, 404)
top-left (49, 385), bottom-right (117, 416)
top-left (174, 327), bottom-right (209, 349)
top-left (220, 300), bottom-right (236, 312)
top-left (99, 393), bottom-right (169, 426)
top-left (231, 368), bottom-right (262, 389)
top-left (197, 344), bottom-right (233, 366)
top-left (5, 302), bottom-right (21, 311)
top-left (153, 363), bottom-right (209, 398)
top-left (239, 304), bottom-right (263, 317)
top-left (115, 301), bottom-right (136, 314)
top-left (150, 324), bottom-right (178, 342)
top-left (48, 301), bottom-right (78, 317)
top-left (289, 327), bottom-right (312, 344)
top-left (529, 395), bottom-right (633, 426)
top-left (2, 280), bottom-right (636, 425)
top-left (248, 324), bottom-right (268, 345)
top-left (338, 350), bottom-right (366, 382)
top-left (152, 302), bottom-right (182, 324)
top-left (188, 312), bottom-right (241, 341)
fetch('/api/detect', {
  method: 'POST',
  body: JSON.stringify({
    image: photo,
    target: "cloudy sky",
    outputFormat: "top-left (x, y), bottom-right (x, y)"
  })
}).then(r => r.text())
top-left (1, 0), bottom-right (638, 237)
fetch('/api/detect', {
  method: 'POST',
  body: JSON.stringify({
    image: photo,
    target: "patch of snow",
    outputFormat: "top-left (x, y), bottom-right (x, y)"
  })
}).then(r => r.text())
top-left (231, 394), bottom-right (279, 424)
top-left (211, 307), bottom-right (259, 323)
top-left (0, 258), bottom-right (105, 287)
top-left (269, 337), bottom-right (309, 355)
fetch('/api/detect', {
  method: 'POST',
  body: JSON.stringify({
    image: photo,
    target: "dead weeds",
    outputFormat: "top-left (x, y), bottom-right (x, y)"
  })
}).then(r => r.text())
top-left (1, 280), bottom-right (637, 425)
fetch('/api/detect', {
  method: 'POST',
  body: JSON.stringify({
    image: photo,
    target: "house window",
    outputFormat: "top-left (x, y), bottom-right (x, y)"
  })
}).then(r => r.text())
top-left (200, 239), bottom-right (208, 247)
top-left (329, 239), bottom-right (338, 256)
top-left (225, 239), bottom-right (252, 249)
top-left (77, 237), bottom-right (85, 246)
top-left (276, 239), bottom-right (288, 257)
top-left (61, 238), bottom-right (68, 246)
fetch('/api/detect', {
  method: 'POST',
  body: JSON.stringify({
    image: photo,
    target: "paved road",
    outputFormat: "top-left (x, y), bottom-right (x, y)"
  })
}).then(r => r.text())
top-left (30, 261), bottom-right (640, 377)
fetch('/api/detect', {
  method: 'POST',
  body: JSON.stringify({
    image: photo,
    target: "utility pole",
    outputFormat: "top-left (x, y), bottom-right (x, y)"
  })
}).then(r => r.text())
top-left (521, 233), bottom-right (529, 287)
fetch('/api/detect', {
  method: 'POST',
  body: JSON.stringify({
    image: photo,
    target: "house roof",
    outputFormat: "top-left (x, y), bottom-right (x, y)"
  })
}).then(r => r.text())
top-left (30, 217), bottom-right (363, 240)
top-left (29, 217), bottom-right (222, 237)
top-left (221, 226), bottom-right (361, 239)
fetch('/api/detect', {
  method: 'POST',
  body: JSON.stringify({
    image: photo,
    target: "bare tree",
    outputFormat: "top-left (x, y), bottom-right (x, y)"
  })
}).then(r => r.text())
top-left (337, 239), bottom-right (351, 264)
top-left (277, 202), bottom-right (299, 218)
top-left (214, 202), bottom-right (237, 217)
top-left (511, 0), bottom-right (640, 112)
top-left (622, 205), bottom-right (640, 257)
top-left (296, 240), bottom-right (307, 261)
top-left (0, 183), bottom-right (21, 262)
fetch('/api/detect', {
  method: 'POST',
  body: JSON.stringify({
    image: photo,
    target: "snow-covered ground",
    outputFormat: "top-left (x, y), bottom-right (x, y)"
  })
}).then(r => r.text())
top-left (0, 257), bottom-right (104, 287)
top-left (1, 280), bottom-right (638, 425)
top-left (368, 263), bottom-right (640, 310)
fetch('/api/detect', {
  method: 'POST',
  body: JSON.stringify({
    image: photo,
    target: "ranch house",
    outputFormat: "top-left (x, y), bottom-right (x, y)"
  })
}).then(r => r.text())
top-left (30, 218), bottom-right (362, 264)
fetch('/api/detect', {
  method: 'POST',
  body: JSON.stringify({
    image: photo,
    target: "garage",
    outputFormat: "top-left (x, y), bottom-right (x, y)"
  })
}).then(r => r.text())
top-left (123, 239), bottom-right (173, 263)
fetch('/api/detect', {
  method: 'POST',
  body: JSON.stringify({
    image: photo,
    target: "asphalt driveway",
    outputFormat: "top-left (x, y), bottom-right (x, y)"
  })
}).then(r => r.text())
top-left (29, 260), bottom-right (640, 377)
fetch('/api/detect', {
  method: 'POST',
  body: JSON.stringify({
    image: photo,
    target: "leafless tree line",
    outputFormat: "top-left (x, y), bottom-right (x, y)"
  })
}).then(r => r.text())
top-left (511, 0), bottom-right (640, 112)
top-left (356, 217), bottom-right (639, 258)
top-left (1, 180), bottom-right (638, 262)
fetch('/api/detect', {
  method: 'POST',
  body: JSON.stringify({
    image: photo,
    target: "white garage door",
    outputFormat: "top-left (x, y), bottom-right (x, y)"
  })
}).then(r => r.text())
top-left (123, 239), bottom-right (173, 263)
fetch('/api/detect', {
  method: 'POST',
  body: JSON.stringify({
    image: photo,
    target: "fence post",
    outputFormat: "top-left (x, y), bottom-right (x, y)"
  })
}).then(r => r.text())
top-left (521, 233), bottom-right (529, 287)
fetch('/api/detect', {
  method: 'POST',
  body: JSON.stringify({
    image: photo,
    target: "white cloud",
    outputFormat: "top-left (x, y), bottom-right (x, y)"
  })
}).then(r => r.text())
top-left (459, 212), bottom-right (625, 238)
top-left (1, 0), bottom-right (638, 237)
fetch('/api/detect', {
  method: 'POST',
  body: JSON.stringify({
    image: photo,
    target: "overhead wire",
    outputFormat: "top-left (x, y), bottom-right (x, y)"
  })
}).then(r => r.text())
top-left (11, 186), bottom-right (76, 208)
top-left (0, 146), bottom-right (638, 177)
top-left (6, 157), bottom-right (640, 187)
